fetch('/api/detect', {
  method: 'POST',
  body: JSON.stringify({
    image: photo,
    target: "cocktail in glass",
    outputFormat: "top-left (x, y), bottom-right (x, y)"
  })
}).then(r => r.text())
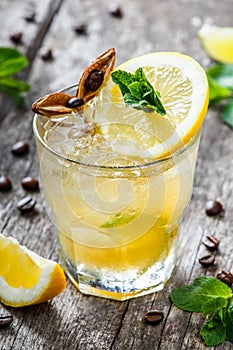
top-left (33, 84), bottom-right (202, 300)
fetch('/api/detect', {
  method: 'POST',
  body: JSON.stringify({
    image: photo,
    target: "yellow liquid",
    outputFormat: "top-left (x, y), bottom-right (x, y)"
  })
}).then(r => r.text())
top-left (58, 219), bottom-right (178, 271)
top-left (35, 114), bottom-right (200, 299)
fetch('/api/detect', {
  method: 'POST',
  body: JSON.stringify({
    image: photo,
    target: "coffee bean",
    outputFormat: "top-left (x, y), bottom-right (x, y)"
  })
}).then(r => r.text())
top-left (10, 32), bottom-right (23, 44)
top-left (0, 175), bottom-right (12, 191)
top-left (11, 141), bottom-right (29, 156)
top-left (41, 49), bottom-right (53, 61)
top-left (84, 69), bottom-right (104, 92)
top-left (23, 10), bottom-right (36, 23)
top-left (144, 310), bottom-right (164, 325)
top-left (205, 200), bottom-right (223, 216)
top-left (73, 23), bottom-right (87, 35)
top-left (21, 177), bottom-right (39, 191)
top-left (66, 97), bottom-right (84, 108)
top-left (108, 4), bottom-right (123, 18)
top-left (198, 254), bottom-right (215, 267)
top-left (17, 196), bottom-right (36, 213)
top-left (217, 271), bottom-right (233, 287)
top-left (202, 235), bottom-right (219, 251)
top-left (0, 314), bottom-right (13, 329)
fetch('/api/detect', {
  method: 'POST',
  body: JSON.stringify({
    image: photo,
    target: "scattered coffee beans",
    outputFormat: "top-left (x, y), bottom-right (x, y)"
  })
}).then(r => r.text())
top-left (0, 175), bottom-right (12, 191)
top-left (41, 49), bottom-right (53, 61)
top-left (205, 200), bottom-right (223, 217)
top-left (0, 313), bottom-right (13, 329)
top-left (66, 97), bottom-right (84, 108)
top-left (23, 10), bottom-right (36, 23)
top-left (108, 4), bottom-right (123, 18)
top-left (21, 177), bottom-right (39, 191)
top-left (17, 196), bottom-right (36, 213)
top-left (144, 310), bottom-right (164, 325)
top-left (202, 235), bottom-right (219, 251)
top-left (217, 271), bottom-right (233, 287)
top-left (10, 32), bottom-right (23, 44)
top-left (198, 254), bottom-right (215, 267)
top-left (73, 24), bottom-right (87, 35)
top-left (11, 141), bottom-right (29, 156)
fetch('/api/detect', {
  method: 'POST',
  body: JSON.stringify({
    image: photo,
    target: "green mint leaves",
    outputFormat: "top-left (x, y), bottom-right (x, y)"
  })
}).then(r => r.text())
top-left (206, 64), bottom-right (233, 128)
top-left (111, 68), bottom-right (166, 115)
top-left (0, 47), bottom-right (30, 106)
top-left (170, 276), bottom-right (231, 314)
top-left (200, 308), bottom-right (227, 346)
top-left (170, 276), bottom-right (233, 346)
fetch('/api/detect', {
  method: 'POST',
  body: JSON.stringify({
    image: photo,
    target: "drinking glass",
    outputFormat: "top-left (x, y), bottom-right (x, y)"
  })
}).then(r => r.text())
top-left (33, 84), bottom-right (201, 300)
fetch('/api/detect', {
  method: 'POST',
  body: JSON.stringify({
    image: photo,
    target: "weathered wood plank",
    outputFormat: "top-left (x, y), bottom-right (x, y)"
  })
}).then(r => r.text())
top-left (1, 0), bottom-right (233, 349)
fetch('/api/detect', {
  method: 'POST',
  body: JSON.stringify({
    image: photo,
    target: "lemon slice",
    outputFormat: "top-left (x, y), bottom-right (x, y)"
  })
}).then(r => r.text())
top-left (0, 233), bottom-right (66, 307)
top-left (92, 52), bottom-right (209, 158)
top-left (198, 24), bottom-right (233, 63)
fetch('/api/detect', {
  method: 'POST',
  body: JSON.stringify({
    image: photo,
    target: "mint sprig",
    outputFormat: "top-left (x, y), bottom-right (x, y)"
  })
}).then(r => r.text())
top-left (200, 308), bottom-right (227, 346)
top-left (226, 298), bottom-right (233, 342)
top-left (170, 276), bottom-right (233, 346)
top-left (111, 68), bottom-right (166, 115)
top-left (206, 63), bottom-right (233, 128)
top-left (0, 47), bottom-right (30, 106)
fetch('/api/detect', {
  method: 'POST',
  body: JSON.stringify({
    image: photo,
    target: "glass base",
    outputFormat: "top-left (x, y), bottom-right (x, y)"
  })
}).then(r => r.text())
top-left (60, 249), bottom-right (176, 301)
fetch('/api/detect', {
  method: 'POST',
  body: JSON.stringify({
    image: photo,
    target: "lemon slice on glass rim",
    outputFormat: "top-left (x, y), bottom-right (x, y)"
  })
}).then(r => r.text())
top-left (0, 233), bottom-right (66, 307)
top-left (198, 24), bottom-right (233, 64)
top-left (90, 51), bottom-right (209, 159)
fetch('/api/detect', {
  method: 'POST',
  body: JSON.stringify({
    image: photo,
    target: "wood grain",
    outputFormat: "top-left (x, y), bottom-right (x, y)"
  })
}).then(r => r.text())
top-left (0, 0), bottom-right (233, 349)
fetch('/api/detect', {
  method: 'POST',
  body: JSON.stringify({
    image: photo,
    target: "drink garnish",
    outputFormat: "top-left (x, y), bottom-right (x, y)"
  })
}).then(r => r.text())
top-left (111, 68), bottom-right (166, 115)
top-left (32, 48), bottom-right (116, 118)
top-left (170, 276), bottom-right (233, 346)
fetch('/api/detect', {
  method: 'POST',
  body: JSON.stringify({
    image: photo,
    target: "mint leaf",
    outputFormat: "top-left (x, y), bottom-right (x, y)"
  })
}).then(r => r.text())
top-left (222, 101), bottom-right (233, 128)
top-left (207, 75), bottom-right (232, 104)
top-left (128, 81), bottom-right (151, 101)
top-left (207, 64), bottom-right (233, 91)
top-left (170, 276), bottom-right (232, 312)
top-left (0, 47), bottom-right (28, 77)
top-left (206, 63), bottom-right (233, 129)
top-left (111, 70), bottom-right (135, 95)
top-left (202, 297), bottom-right (228, 317)
top-left (226, 298), bottom-right (233, 342)
top-left (0, 77), bottom-right (30, 92)
top-left (170, 277), bottom-right (233, 347)
top-left (0, 85), bottom-right (26, 106)
top-left (0, 57), bottom-right (28, 78)
top-left (206, 64), bottom-right (233, 105)
top-left (100, 212), bottom-right (138, 228)
top-left (152, 91), bottom-right (166, 115)
top-left (0, 47), bottom-right (23, 63)
top-left (111, 68), bottom-right (166, 115)
top-left (200, 309), bottom-right (226, 346)
top-left (134, 67), bottom-right (147, 82)
top-left (0, 47), bottom-right (30, 105)
top-left (0, 77), bottom-right (30, 106)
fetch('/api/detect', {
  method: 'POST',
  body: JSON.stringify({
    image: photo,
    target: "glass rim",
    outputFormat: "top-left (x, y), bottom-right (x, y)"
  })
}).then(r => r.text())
top-left (33, 84), bottom-right (201, 171)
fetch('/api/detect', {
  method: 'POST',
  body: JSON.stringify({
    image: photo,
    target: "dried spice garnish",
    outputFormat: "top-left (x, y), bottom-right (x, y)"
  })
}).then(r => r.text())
top-left (32, 48), bottom-right (116, 118)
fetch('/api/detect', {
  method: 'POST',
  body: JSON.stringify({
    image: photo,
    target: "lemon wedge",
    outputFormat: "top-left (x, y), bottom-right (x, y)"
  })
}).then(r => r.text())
top-left (94, 51), bottom-right (209, 158)
top-left (198, 24), bottom-right (233, 63)
top-left (0, 233), bottom-right (66, 307)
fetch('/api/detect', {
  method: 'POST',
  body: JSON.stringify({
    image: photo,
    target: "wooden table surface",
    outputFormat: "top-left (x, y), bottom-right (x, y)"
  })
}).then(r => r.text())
top-left (1, 0), bottom-right (233, 349)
